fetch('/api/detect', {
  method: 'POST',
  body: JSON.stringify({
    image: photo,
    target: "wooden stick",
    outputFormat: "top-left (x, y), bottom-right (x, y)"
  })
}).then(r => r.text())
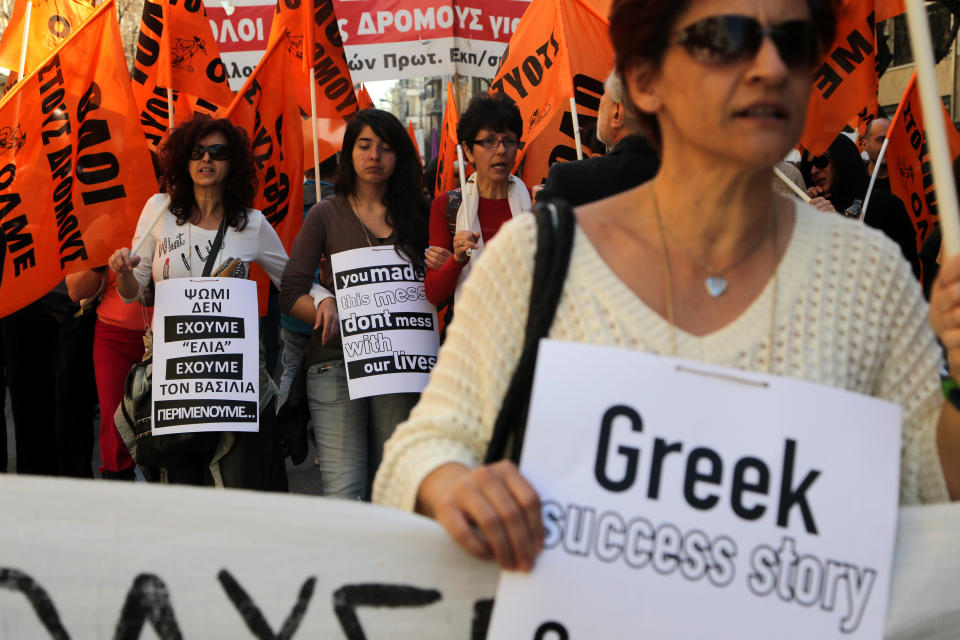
top-left (131, 195), bottom-right (172, 257)
top-left (906, 0), bottom-right (960, 255)
top-left (859, 138), bottom-right (889, 222)
top-left (308, 71), bottom-right (321, 203)
top-left (569, 96), bottom-right (583, 160)
top-left (166, 87), bottom-right (174, 131)
top-left (773, 166), bottom-right (810, 203)
top-left (17, 2), bottom-right (32, 78)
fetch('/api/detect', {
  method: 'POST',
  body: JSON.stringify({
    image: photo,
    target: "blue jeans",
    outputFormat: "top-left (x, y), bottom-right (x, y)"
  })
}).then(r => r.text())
top-left (306, 360), bottom-right (418, 499)
top-left (276, 328), bottom-right (311, 408)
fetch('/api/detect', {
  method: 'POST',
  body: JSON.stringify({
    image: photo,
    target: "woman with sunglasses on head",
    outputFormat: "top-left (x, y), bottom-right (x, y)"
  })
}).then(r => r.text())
top-left (374, 0), bottom-right (960, 571)
top-left (109, 115), bottom-right (293, 489)
top-left (279, 109), bottom-right (428, 500)
top-left (423, 94), bottom-right (531, 308)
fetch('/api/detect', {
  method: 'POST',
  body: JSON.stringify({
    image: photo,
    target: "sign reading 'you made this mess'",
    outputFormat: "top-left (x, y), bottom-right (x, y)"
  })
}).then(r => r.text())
top-left (331, 246), bottom-right (440, 399)
top-left (152, 278), bottom-right (260, 434)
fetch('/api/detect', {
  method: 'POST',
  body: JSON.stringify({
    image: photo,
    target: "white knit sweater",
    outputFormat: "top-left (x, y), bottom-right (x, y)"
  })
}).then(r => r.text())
top-left (372, 202), bottom-right (950, 510)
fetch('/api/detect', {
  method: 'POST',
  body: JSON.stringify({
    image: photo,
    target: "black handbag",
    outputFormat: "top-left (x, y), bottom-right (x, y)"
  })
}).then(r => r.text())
top-left (484, 198), bottom-right (576, 464)
top-left (114, 214), bottom-right (230, 469)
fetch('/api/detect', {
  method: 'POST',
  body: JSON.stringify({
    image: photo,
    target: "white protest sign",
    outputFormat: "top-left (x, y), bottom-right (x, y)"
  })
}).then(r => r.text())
top-left (153, 278), bottom-right (259, 434)
top-left (331, 246), bottom-right (439, 399)
top-left (488, 340), bottom-right (902, 639)
top-left (0, 476), bottom-right (957, 638)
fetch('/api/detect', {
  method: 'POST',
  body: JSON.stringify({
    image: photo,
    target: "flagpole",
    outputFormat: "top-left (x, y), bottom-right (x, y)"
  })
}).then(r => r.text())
top-left (132, 195), bottom-right (173, 257)
top-left (569, 96), bottom-right (583, 160)
top-left (309, 77), bottom-right (322, 203)
top-left (17, 1), bottom-right (33, 78)
top-left (905, 0), bottom-right (960, 255)
top-left (166, 88), bottom-right (174, 130)
top-left (859, 139), bottom-right (889, 222)
top-left (774, 167), bottom-right (811, 203)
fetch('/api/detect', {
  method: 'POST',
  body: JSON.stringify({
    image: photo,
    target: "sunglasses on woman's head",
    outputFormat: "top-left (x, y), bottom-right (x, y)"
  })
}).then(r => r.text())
top-left (190, 143), bottom-right (230, 161)
top-left (811, 151), bottom-right (831, 169)
top-left (673, 15), bottom-right (822, 70)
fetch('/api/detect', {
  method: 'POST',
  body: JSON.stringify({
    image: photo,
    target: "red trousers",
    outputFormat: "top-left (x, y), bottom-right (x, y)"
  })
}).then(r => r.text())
top-left (93, 319), bottom-right (145, 473)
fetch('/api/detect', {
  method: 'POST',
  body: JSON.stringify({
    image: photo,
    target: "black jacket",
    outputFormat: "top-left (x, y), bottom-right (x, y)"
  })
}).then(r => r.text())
top-left (539, 134), bottom-right (659, 206)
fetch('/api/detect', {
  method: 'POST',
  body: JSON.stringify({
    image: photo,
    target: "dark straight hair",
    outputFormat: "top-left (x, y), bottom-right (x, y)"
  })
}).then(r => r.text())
top-left (335, 109), bottom-right (428, 275)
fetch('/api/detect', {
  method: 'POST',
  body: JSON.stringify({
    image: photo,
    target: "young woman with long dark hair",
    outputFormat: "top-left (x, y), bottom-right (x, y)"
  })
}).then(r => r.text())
top-left (280, 109), bottom-right (429, 499)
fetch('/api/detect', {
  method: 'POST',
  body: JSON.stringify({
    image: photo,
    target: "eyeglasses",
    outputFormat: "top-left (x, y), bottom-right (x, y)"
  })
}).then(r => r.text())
top-left (471, 136), bottom-right (520, 151)
top-left (673, 15), bottom-right (821, 70)
top-left (190, 143), bottom-right (230, 161)
top-left (811, 151), bottom-right (831, 169)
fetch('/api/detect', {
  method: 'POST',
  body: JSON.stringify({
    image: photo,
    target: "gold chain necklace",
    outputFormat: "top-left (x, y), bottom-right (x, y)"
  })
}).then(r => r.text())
top-left (650, 188), bottom-right (779, 372)
top-left (349, 195), bottom-right (374, 248)
top-left (652, 189), bottom-right (777, 297)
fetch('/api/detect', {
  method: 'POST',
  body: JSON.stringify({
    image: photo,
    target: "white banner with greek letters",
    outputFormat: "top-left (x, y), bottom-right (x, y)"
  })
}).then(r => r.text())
top-left (331, 246), bottom-right (439, 399)
top-left (0, 476), bottom-right (958, 638)
top-left (153, 278), bottom-right (260, 434)
top-left (488, 340), bottom-right (903, 639)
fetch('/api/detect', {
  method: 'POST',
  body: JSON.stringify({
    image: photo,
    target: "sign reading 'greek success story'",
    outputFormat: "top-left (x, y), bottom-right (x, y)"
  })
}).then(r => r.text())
top-left (152, 278), bottom-right (260, 434)
top-left (488, 341), bottom-right (902, 639)
top-left (331, 246), bottom-right (440, 399)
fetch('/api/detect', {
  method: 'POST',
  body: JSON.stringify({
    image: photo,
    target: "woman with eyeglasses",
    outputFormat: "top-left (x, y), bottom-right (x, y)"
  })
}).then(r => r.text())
top-left (108, 115), bottom-right (293, 489)
top-left (423, 93), bottom-right (531, 308)
top-left (374, 0), bottom-right (960, 571)
top-left (279, 109), bottom-right (428, 500)
top-left (799, 134), bottom-right (867, 216)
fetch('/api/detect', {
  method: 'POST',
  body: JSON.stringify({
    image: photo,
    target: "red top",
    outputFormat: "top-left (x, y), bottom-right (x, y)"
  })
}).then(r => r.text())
top-left (425, 192), bottom-right (514, 306)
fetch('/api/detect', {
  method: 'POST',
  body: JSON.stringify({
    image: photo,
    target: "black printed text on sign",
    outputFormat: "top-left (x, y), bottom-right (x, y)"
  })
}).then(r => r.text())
top-left (151, 278), bottom-right (260, 435)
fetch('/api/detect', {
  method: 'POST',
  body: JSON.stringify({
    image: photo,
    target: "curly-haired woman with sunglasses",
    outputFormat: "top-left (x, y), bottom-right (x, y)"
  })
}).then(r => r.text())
top-left (423, 93), bottom-right (531, 308)
top-left (279, 109), bottom-right (428, 500)
top-left (108, 115), bottom-right (293, 489)
top-left (374, 0), bottom-right (960, 571)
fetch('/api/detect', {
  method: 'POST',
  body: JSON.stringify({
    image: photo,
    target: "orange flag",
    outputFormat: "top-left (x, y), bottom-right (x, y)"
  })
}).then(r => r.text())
top-left (885, 72), bottom-right (960, 253)
top-left (408, 120), bottom-right (422, 165)
top-left (0, 0), bottom-right (97, 77)
top-left (220, 30), bottom-right (305, 314)
top-left (0, 0), bottom-right (157, 317)
top-left (435, 82), bottom-right (459, 196)
top-left (268, 0), bottom-right (358, 122)
top-left (876, 0), bottom-right (905, 21)
top-left (357, 84), bottom-right (375, 110)
top-left (799, 1), bottom-right (879, 154)
top-left (131, 0), bottom-right (234, 152)
top-left (490, 0), bottom-right (613, 187)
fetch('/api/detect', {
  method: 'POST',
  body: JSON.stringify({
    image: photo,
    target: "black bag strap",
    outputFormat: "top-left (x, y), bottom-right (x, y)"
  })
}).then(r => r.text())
top-left (201, 215), bottom-right (229, 277)
top-left (484, 198), bottom-right (576, 464)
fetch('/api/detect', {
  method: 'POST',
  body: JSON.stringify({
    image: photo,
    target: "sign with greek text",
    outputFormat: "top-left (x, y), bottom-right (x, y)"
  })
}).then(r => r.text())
top-left (488, 341), bottom-right (902, 639)
top-left (331, 246), bottom-right (439, 399)
top-left (0, 476), bottom-right (956, 637)
top-left (205, 0), bottom-right (274, 91)
top-left (152, 278), bottom-right (260, 434)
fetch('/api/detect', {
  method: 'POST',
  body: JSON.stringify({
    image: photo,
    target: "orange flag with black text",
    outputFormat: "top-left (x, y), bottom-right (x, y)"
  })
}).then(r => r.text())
top-left (435, 82), bottom-right (459, 196)
top-left (0, 0), bottom-right (157, 317)
top-left (268, 0), bottom-right (359, 122)
top-left (0, 0), bottom-right (97, 78)
top-left (221, 30), bottom-right (305, 313)
top-left (130, 0), bottom-right (234, 153)
top-left (799, 0), bottom-right (880, 154)
top-left (885, 72), bottom-right (960, 253)
top-left (490, 0), bottom-right (613, 186)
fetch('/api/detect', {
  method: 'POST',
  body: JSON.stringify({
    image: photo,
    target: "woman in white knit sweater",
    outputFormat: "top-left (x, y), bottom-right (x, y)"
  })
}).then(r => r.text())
top-left (373, 0), bottom-right (960, 570)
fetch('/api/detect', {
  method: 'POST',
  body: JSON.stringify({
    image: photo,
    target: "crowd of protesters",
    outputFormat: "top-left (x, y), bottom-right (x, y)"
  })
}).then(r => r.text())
top-left (2, 0), bottom-right (960, 575)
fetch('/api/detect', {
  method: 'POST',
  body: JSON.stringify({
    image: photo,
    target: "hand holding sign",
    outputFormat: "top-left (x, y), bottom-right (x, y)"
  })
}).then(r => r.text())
top-left (315, 297), bottom-right (340, 345)
top-left (418, 460), bottom-right (544, 572)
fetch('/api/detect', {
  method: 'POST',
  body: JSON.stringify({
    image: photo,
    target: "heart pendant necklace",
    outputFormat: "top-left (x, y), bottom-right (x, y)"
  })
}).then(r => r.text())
top-left (651, 190), bottom-right (777, 298)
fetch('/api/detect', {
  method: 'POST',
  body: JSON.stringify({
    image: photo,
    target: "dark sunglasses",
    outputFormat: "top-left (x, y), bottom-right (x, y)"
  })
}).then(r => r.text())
top-left (673, 15), bottom-right (822, 70)
top-left (190, 143), bottom-right (230, 161)
top-left (811, 151), bottom-right (831, 169)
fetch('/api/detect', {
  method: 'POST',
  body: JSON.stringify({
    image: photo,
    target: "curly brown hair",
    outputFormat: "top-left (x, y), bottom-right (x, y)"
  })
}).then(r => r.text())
top-left (160, 115), bottom-right (258, 231)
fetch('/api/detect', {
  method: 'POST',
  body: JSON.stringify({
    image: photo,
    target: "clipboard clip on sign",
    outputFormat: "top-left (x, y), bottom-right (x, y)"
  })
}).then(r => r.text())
top-left (675, 364), bottom-right (770, 389)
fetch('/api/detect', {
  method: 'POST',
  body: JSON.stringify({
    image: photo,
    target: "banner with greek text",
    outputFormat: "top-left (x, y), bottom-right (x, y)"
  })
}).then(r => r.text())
top-left (153, 278), bottom-right (259, 434)
top-left (0, 0), bottom-right (97, 78)
top-left (885, 73), bottom-right (960, 254)
top-left (0, 0), bottom-right (157, 318)
top-left (799, 0), bottom-right (879, 155)
top-left (489, 341), bottom-right (901, 638)
top-left (331, 246), bottom-right (439, 399)
top-left (334, 0), bottom-right (529, 82)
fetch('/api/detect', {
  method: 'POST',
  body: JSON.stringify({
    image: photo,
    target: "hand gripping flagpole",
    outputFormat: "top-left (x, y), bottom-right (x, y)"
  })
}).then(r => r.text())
top-left (905, 0), bottom-right (960, 255)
